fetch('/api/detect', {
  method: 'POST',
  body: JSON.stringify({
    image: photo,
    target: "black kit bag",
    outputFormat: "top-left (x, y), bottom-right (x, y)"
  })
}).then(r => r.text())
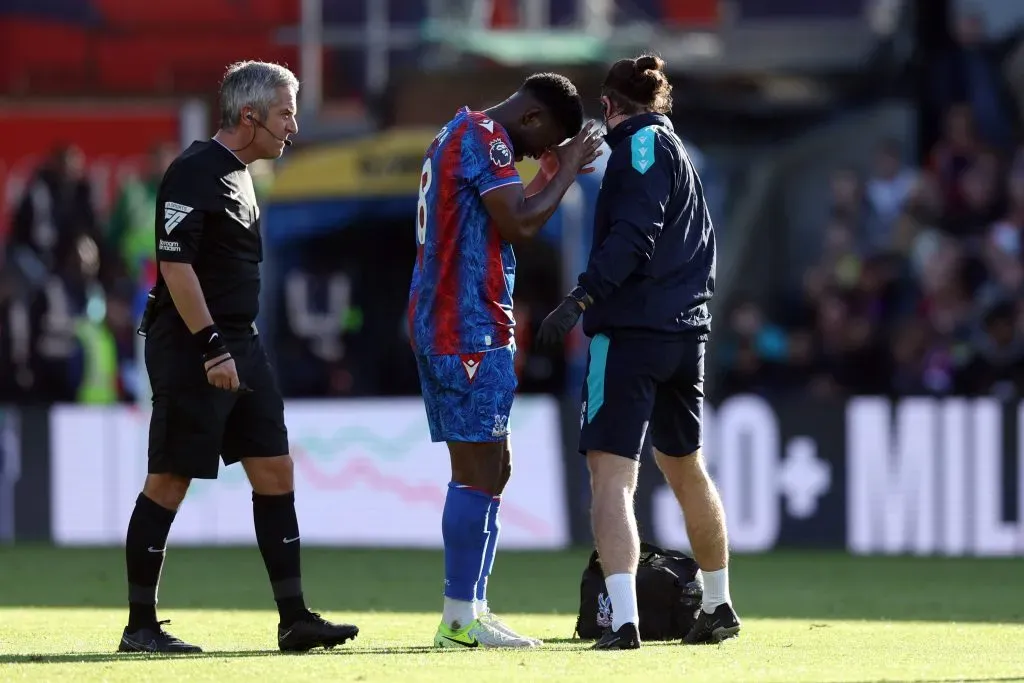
top-left (574, 542), bottom-right (703, 641)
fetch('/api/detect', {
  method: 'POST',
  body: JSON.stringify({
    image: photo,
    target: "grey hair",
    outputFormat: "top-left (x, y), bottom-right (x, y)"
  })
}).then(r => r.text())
top-left (218, 61), bottom-right (299, 129)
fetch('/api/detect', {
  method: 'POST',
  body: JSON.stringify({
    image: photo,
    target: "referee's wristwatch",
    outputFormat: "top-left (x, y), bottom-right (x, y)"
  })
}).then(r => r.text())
top-left (568, 285), bottom-right (594, 310)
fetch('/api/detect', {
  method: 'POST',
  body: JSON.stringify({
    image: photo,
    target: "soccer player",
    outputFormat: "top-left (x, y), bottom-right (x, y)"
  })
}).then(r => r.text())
top-left (536, 55), bottom-right (741, 649)
top-left (408, 74), bottom-right (602, 649)
top-left (118, 61), bottom-right (359, 654)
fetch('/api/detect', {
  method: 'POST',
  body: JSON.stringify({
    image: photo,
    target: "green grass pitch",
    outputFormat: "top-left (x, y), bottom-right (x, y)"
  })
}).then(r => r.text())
top-left (1, 546), bottom-right (1022, 682)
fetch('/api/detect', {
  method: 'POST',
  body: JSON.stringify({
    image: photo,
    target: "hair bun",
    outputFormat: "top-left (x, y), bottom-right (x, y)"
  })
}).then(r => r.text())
top-left (634, 55), bottom-right (665, 74)
top-left (602, 55), bottom-right (673, 115)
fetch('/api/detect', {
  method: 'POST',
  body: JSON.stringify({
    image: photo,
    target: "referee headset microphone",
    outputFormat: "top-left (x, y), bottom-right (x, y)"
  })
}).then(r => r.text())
top-left (247, 112), bottom-right (292, 146)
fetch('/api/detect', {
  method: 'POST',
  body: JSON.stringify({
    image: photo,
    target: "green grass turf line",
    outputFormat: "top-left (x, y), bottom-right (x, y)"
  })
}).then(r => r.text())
top-left (0, 546), bottom-right (1021, 623)
top-left (1, 547), bottom-right (1023, 682)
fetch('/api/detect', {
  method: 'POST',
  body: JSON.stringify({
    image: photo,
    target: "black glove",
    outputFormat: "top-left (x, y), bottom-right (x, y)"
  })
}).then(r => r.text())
top-left (536, 295), bottom-right (586, 348)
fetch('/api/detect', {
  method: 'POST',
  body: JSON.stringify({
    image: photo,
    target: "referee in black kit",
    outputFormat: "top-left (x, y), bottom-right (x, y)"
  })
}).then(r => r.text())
top-left (119, 61), bottom-right (358, 654)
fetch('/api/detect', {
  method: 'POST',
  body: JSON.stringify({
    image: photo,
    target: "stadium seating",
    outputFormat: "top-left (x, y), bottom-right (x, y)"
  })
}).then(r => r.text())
top-left (90, 0), bottom-right (297, 27)
top-left (661, 0), bottom-right (720, 27)
top-left (0, 0), bottom-right (737, 98)
top-left (0, 0), bottom-right (101, 24)
top-left (93, 34), bottom-right (297, 93)
top-left (0, 19), bottom-right (91, 94)
top-left (0, 0), bottom-right (299, 96)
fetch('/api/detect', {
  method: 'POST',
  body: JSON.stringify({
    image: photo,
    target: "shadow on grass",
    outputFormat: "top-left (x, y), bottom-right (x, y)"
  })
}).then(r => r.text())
top-left (0, 646), bottom-right (462, 665)
top-left (2, 546), bottom-right (1023, 624)
top-left (1, 650), bottom-right (279, 665)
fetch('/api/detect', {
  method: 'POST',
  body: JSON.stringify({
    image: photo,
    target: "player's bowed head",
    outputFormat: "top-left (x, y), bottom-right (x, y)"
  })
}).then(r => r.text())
top-left (502, 76), bottom-right (607, 195)
top-left (480, 74), bottom-right (603, 244)
top-left (491, 72), bottom-right (586, 164)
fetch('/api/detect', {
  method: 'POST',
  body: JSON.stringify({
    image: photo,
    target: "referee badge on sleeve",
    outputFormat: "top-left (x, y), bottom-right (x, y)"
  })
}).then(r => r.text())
top-left (164, 202), bottom-right (193, 234)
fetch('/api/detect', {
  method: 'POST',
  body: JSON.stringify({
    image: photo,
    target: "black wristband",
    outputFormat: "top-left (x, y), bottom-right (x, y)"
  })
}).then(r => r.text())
top-left (568, 285), bottom-right (594, 308)
top-left (204, 355), bottom-right (233, 373)
top-left (195, 324), bottom-right (229, 363)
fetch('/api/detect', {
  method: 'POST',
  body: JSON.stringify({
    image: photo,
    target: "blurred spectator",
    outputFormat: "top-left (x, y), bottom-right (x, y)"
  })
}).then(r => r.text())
top-left (888, 318), bottom-right (932, 395)
top-left (890, 171), bottom-right (943, 255)
top-left (0, 269), bottom-right (26, 401)
top-left (105, 283), bottom-right (141, 403)
top-left (929, 104), bottom-right (987, 214)
top-left (728, 299), bottom-right (788, 363)
top-left (6, 144), bottom-right (100, 296)
top-left (106, 143), bottom-right (177, 284)
top-left (979, 169), bottom-right (1024, 302)
top-left (918, 237), bottom-right (976, 339)
top-left (718, 337), bottom-right (774, 397)
top-left (717, 299), bottom-right (789, 398)
top-left (804, 291), bottom-right (849, 399)
top-left (931, 9), bottom-right (1019, 151)
top-left (780, 328), bottom-right (818, 392)
top-left (18, 243), bottom-right (90, 403)
top-left (828, 166), bottom-right (868, 233)
top-left (864, 139), bottom-right (917, 249)
top-left (955, 299), bottom-right (1024, 398)
top-left (942, 150), bottom-right (1003, 239)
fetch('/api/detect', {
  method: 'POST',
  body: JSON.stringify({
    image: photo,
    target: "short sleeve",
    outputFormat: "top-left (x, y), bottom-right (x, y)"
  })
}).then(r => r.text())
top-left (462, 121), bottom-right (522, 196)
top-left (155, 168), bottom-right (206, 263)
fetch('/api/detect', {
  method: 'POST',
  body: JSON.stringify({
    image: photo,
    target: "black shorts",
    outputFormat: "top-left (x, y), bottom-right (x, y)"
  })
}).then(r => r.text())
top-left (578, 332), bottom-right (704, 460)
top-left (145, 315), bottom-right (289, 479)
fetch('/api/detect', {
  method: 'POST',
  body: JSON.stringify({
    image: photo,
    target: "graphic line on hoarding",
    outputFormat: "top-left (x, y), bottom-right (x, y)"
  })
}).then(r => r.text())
top-left (290, 424), bottom-right (426, 459)
top-left (176, 404), bottom-right (557, 537)
top-left (291, 450), bottom-right (552, 537)
top-left (282, 406), bottom-right (538, 459)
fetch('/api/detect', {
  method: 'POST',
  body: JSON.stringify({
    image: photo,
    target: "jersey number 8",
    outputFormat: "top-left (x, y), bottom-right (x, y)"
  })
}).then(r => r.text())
top-left (416, 158), bottom-right (433, 245)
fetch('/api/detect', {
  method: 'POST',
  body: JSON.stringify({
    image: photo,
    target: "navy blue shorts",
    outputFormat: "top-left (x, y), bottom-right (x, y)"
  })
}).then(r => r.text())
top-left (415, 344), bottom-right (517, 443)
top-left (578, 332), bottom-right (704, 460)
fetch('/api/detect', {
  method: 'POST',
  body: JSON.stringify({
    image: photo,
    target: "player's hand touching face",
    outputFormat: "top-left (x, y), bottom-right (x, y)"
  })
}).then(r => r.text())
top-left (526, 122), bottom-right (602, 193)
top-left (554, 121), bottom-right (603, 175)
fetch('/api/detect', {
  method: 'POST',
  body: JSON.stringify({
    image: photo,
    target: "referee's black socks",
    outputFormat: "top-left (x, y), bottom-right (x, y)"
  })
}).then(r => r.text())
top-left (125, 493), bottom-right (176, 631)
top-left (252, 491), bottom-right (308, 626)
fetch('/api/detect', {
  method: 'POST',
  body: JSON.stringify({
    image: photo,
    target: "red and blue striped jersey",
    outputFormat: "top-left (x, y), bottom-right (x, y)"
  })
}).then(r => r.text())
top-left (407, 107), bottom-right (522, 355)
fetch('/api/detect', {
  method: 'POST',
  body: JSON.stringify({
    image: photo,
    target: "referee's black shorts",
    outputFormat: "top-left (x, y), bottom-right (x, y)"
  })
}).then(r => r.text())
top-left (578, 331), bottom-right (705, 460)
top-left (144, 314), bottom-right (289, 480)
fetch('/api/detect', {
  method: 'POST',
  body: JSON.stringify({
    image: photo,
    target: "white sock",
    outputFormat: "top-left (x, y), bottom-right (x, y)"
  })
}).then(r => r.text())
top-left (442, 597), bottom-right (477, 629)
top-left (476, 599), bottom-right (489, 616)
top-left (605, 573), bottom-right (639, 631)
top-left (701, 567), bottom-right (731, 613)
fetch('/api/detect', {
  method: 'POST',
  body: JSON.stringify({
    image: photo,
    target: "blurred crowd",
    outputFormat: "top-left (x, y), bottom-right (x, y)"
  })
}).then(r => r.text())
top-left (719, 13), bottom-right (1024, 401)
top-left (5, 10), bottom-right (1024, 406)
top-left (0, 143), bottom-right (178, 403)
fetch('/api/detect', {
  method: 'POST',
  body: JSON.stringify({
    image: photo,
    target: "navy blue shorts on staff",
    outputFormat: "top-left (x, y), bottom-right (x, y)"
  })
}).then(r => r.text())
top-left (579, 332), bottom-right (705, 460)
